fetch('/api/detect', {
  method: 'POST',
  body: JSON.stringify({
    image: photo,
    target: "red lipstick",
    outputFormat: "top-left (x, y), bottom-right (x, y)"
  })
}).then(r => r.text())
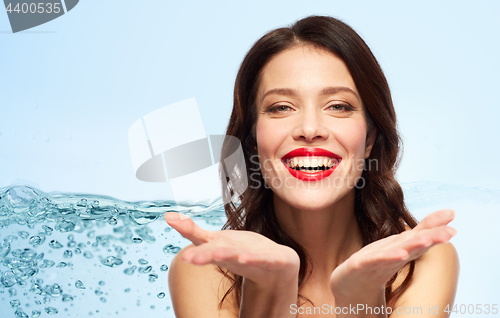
top-left (281, 148), bottom-right (341, 181)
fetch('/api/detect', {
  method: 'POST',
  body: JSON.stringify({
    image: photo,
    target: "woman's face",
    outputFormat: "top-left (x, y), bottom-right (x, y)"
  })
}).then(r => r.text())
top-left (254, 44), bottom-right (374, 211)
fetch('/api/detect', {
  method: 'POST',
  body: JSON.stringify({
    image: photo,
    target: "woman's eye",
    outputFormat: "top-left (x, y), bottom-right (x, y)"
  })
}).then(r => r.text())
top-left (328, 104), bottom-right (352, 111)
top-left (268, 105), bottom-right (293, 113)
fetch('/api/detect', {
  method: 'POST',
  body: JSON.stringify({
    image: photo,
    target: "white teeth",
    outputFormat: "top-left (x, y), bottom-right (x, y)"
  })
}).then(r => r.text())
top-left (285, 157), bottom-right (340, 169)
top-left (303, 158), bottom-right (311, 167)
top-left (311, 158), bottom-right (317, 167)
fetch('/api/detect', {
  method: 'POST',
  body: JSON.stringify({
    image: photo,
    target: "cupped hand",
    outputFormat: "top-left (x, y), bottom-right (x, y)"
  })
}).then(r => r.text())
top-left (164, 212), bottom-right (300, 289)
top-left (329, 209), bottom-right (457, 299)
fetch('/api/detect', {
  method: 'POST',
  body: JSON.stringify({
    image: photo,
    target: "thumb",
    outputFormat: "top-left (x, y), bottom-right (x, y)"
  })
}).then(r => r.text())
top-left (164, 212), bottom-right (212, 246)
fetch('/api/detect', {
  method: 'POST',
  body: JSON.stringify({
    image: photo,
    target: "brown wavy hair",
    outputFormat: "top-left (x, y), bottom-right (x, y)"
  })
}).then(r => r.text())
top-left (218, 15), bottom-right (418, 310)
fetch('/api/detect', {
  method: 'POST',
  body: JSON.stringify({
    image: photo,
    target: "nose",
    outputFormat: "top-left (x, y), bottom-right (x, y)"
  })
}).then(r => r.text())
top-left (291, 107), bottom-right (329, 142)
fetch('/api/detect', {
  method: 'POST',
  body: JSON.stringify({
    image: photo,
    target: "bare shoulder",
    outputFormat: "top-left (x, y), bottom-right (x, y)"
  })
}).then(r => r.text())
top-left (390, 225), bottom-right (460, 317)
top-left (168, 243), bottom-right (239, 318)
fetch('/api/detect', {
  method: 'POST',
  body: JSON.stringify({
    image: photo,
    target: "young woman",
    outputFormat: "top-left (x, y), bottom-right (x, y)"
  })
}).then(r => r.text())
top-left (165, 15), bottom-right (459, 318)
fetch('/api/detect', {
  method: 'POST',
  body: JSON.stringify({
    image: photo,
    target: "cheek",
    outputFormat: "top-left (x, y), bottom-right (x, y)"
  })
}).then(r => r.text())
top-left (255, 119), bottom-right (285, 155)
top-left (255, 119), bottom-right (289, 175)
top-left (335, 120), bottom-right (368, 156)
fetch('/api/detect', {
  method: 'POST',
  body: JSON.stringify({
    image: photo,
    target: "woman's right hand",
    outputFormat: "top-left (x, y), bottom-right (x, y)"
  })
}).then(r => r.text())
top-left (164, 212), bottom-right (300, 291)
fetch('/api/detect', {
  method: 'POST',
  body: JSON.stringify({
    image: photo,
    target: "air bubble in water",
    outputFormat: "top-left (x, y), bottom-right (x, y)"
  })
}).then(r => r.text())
top-left (55, 220), bottom-right (75, 232)
top-left (138, 266), bottom-right (152, 274)
top-left (63, 250), bottom-right (73, 258)
top-left (157, 292), bottom-right (165, 299)
top-left (44, 307), bottom-right (58, 315)
top-left (148, 273), bottom-right (158, 282)
top-left (40, 259), bottom-right (55, 268)
top-left (4, 186), bottom-right (39, 213)
top-left (18, 231), bottom-right (29, 239)
top-left (100, 256), bottom-right (123, 267)
top-left (160, 264), bottom-right (169, 272)
top-left (98, 281), bottom-right (105, 286)
top-left (10, 299), bottom-right (21, 307)
top-left (138, 259), bottom-right (148, 265)
top-left (9, 287), bottom-right (17, 297)
top-left (49, 240), bottom-right (63, 249)
top-left (62, 294), bottom-right (73, 302)
top-left (34, 252), bottom-right (44, 262)
top-left (100, 297), bottom-right (106, 303)
top-left (132, 237), bottom-right (143, 244)
top-left (115, 246), bottom-right (126, 255)
top-left (163, 244), bottom-right (181, 254)
top-left (75, 280), bottom-right (85, 289)
top-left (50, 283), bottom-right (63, 296)
top-left (83, 251), bottom-right (93, 259)
top-left (0, 243), bottom-right (10, 260)
top-left (124, 266), bottom-right (136, 275)
top-left (31, 310), bottom-right (41, 318)
top-left (95, 290), bottom-right (103, 296)
top-left (42, 225), bottom-right (53, 235)
top-left (29, 235), bottom-right (44, 247)
top-left (14, 308), bottom-right (28, 318)
top-left (56, 262), bottom-right (67, 268)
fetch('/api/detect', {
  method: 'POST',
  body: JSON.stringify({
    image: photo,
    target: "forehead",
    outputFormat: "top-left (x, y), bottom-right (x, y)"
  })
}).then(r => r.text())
top-left (257, 45), bottom-right (359, 104)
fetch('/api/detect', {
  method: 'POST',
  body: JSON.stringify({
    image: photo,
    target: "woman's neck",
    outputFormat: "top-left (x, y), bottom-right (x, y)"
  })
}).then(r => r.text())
top-left (273, 189), bottom-right (364, 281)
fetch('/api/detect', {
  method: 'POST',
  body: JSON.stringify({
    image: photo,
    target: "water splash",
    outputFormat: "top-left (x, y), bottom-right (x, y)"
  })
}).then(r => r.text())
top-left (0, 184), bottom-right (226, 317)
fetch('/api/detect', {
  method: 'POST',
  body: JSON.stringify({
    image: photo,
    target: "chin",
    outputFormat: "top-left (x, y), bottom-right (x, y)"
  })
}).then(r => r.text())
top-left (277, 188), bottom-right (348, 211)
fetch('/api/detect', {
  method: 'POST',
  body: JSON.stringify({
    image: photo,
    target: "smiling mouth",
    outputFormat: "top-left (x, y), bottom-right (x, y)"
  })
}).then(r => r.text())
top-left (280, 148), bottom-right (342, 181)
top-left (284, 156), bottom-right (339, 172)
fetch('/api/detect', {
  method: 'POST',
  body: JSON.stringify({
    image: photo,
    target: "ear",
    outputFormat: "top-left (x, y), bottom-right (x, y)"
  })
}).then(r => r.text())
top-left (364, 129), bottom-right (377, 159)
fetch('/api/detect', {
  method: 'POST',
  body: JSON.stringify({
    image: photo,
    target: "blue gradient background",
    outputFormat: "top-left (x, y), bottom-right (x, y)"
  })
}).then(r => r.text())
top-left (1, 0), bottom-right (499, 316)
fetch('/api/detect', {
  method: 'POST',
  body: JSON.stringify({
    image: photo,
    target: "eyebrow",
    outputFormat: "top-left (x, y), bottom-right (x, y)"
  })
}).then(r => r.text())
top-left (260, 86), bottom-right (361, 104)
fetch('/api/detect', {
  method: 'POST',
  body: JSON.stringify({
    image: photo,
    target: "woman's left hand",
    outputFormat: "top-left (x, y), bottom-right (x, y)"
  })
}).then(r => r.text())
top-left (329, 209), bottom-right (457, 303)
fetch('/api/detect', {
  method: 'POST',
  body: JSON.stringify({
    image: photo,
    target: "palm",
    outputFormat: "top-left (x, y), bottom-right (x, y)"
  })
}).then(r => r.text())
top-left (329, 209), bottom-right (457, 297)
top-left (165, 213), bottom-right (300, 288)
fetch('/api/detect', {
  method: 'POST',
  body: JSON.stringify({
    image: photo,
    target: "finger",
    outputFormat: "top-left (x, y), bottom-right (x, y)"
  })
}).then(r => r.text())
top-left (402, 226), bottom-right (457, 256)
top-left (164, 212), bottom-right (213, 245)
top-left (190, 249), bottom-right (217, 265)
top-left (414, 209), bottom-right (455, 231)
top-left (185, 246), bottom-right (241, 266)
top-left (186, 246), bottom-right (253, 275)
